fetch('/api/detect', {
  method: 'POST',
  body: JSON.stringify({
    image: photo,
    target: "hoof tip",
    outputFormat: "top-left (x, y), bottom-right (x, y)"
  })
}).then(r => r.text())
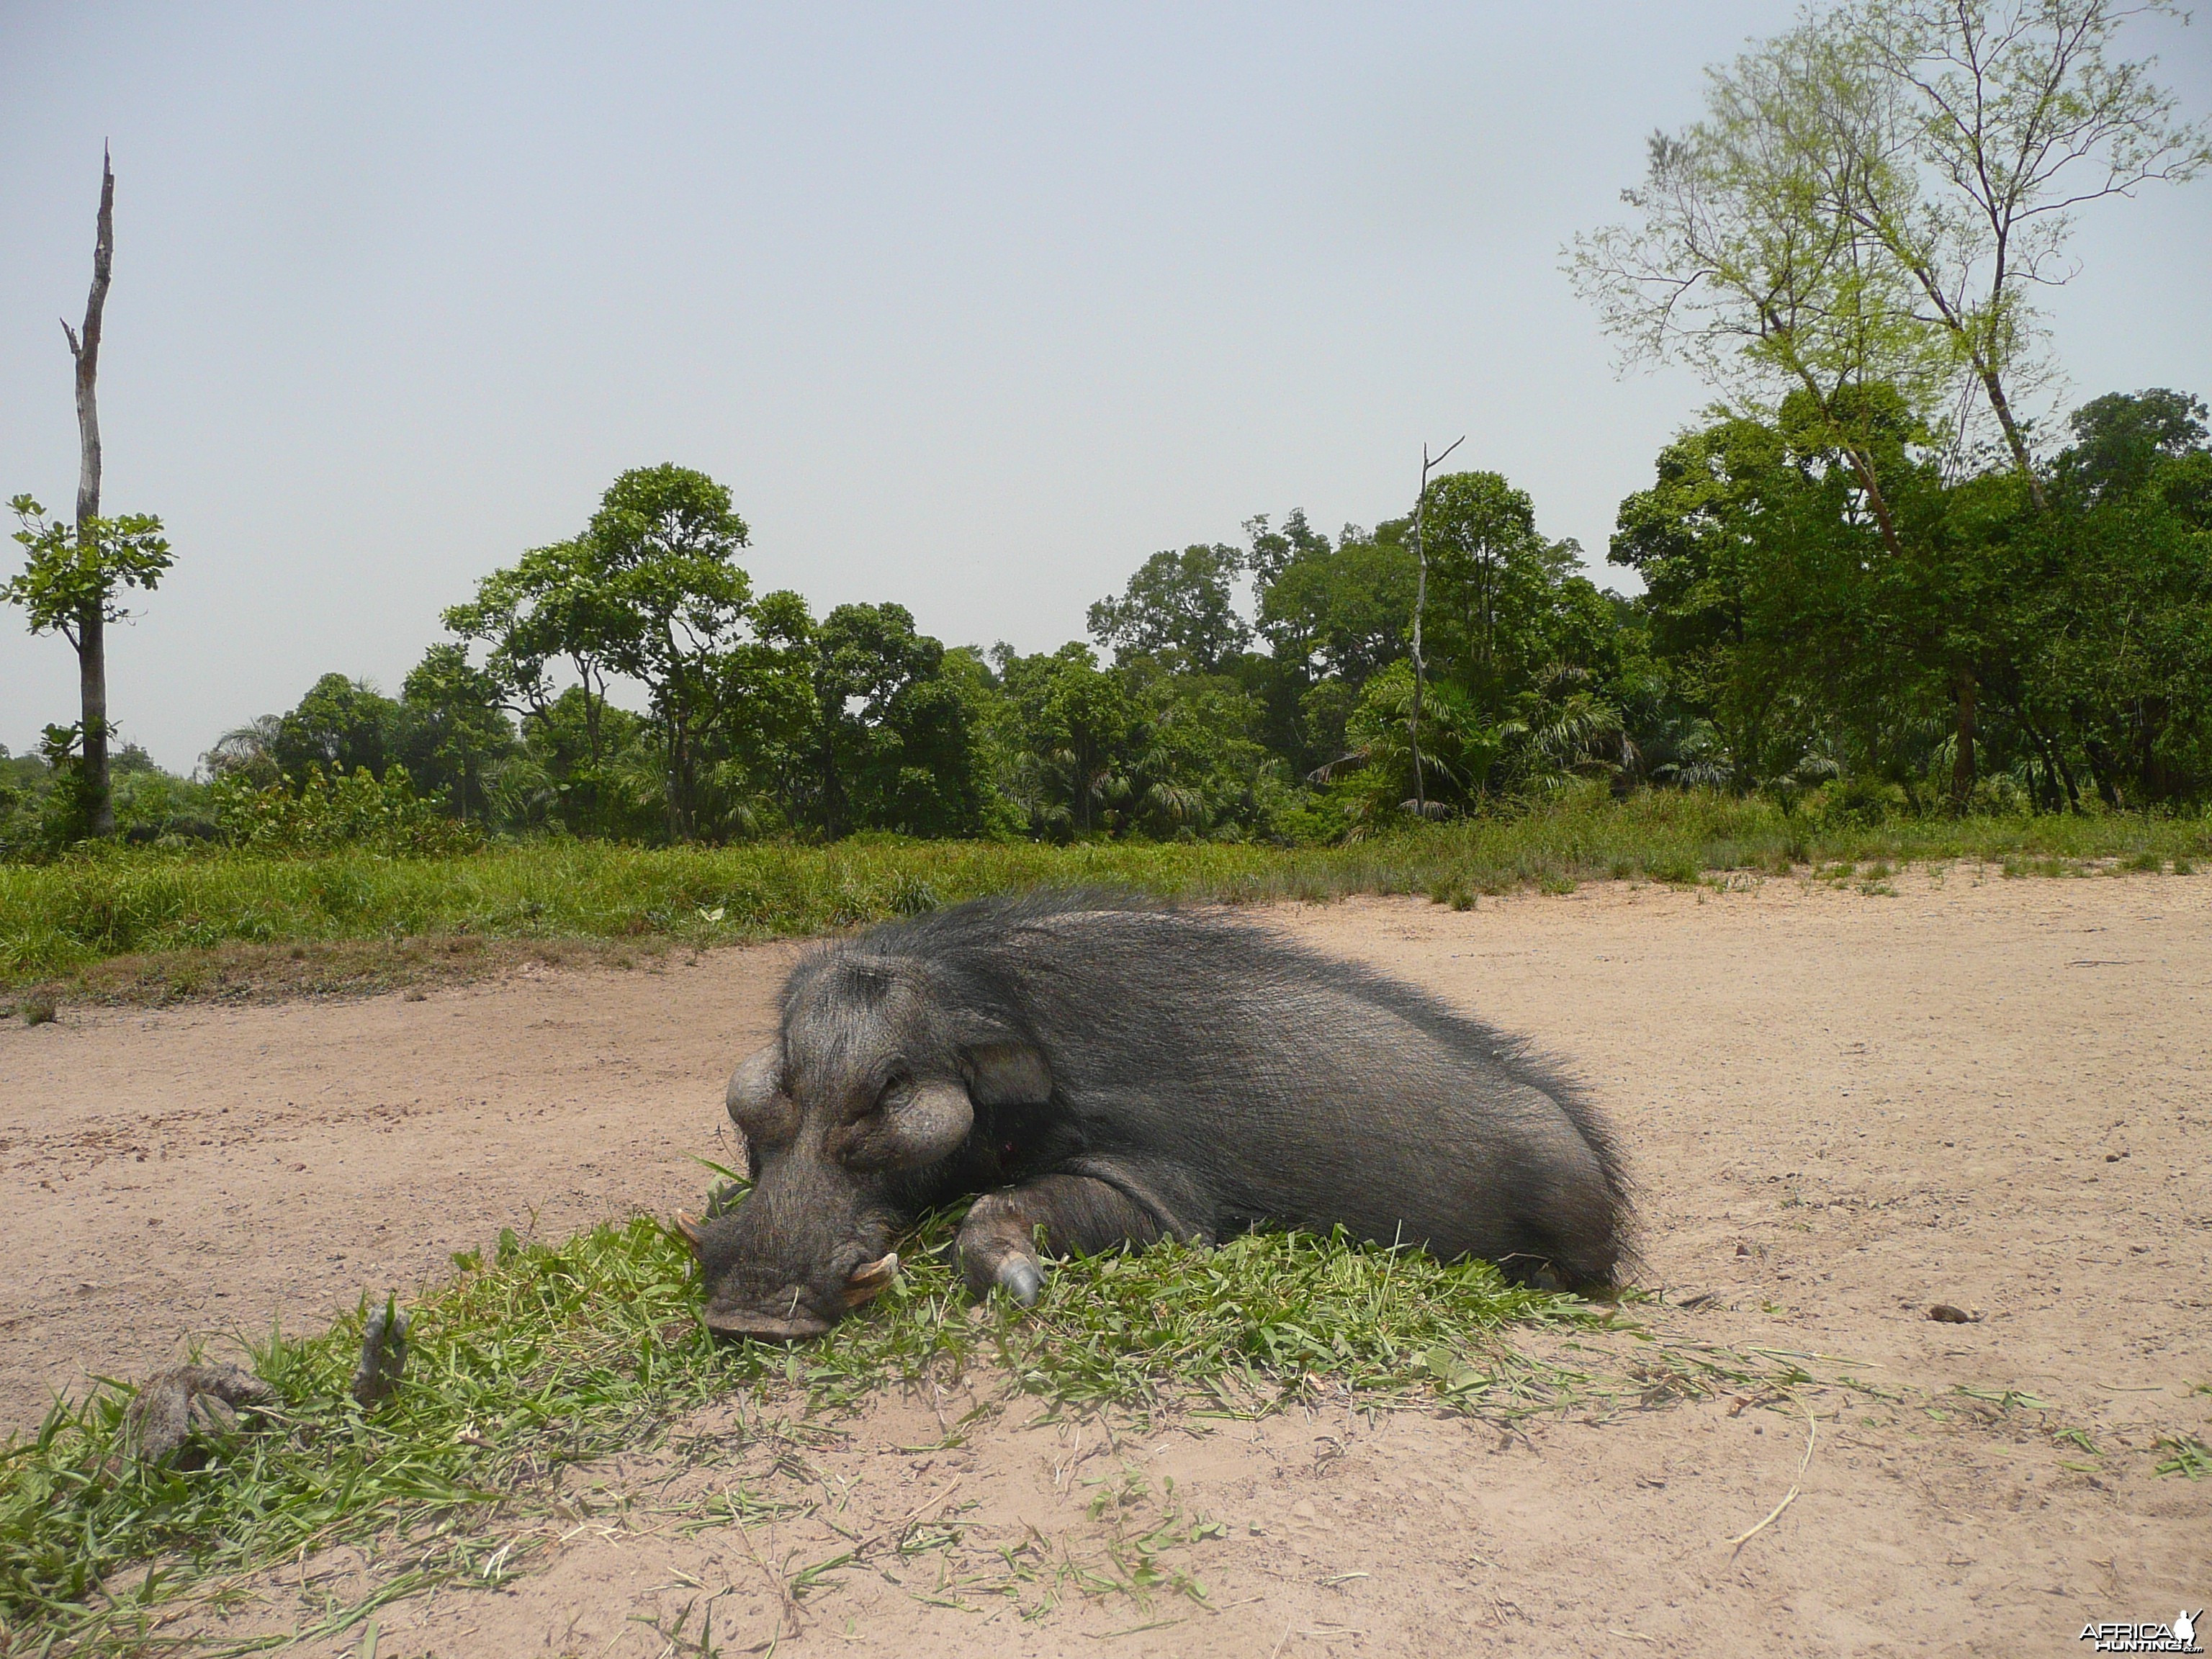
top-left (1000, 1258), bottom-right (1043, 1306)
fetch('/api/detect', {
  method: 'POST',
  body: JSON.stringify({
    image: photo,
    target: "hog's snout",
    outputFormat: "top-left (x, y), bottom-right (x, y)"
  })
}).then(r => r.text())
top-left (680, 1208), bottom-right (901, 1342)
top-left (700, 1291), bottom-right (837, 1341)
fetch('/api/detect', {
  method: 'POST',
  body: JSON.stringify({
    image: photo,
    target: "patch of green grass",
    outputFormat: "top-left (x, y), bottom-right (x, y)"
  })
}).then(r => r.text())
top-left (0, 1211), bottom-right (1578, 1654)
top-left (5, 788), bottom-right (2207, 989)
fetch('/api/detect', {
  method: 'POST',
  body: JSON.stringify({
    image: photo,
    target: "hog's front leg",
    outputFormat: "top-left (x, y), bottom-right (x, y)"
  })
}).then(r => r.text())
top-left (955, 1168), bottom-right (1204, 1305)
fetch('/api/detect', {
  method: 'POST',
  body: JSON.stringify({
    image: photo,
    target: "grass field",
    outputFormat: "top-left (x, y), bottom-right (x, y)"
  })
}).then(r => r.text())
top-left (0, 1210), bottom-right (1587, 1656)
top-left (6, 788), bottom-right (2206, 993)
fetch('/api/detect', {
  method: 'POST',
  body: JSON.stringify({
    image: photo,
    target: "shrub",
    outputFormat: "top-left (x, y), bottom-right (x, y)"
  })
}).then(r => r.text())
top-left (212, 765), bottom-right (483, 857)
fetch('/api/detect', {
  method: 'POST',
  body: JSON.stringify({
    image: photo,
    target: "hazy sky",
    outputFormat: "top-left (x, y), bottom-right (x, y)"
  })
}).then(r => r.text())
top-left (4, 3), bottom-right (2207, 771)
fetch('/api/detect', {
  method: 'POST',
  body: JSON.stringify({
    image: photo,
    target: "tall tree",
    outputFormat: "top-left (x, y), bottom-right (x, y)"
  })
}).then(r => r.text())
top-left (1844, 0), bottom-right (2211, 501)
top-left (1087, 544), bottom-right (1250, 671)
top-left (444, 537), bottom-right (631, 768)
top-left (2054, 387), bottom-right (2208, 502)
top-left (588, 464), bottom-right (753, 840)
top-left (400, 644), bottom-right (515, 822)
top-left (1251, 519), bottom-right (1418, 688)
top-left (4, 151), bottom-right (172, 837)
top-left (1570, 30), bottom-right (1946, 560)
top-left (273, 674), bottom-right (400, 780)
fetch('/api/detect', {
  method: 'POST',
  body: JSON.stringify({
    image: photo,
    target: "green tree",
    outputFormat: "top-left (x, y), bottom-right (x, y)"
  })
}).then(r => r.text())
top-left (1990, 390), bottom-right (2212, 806)
top-left (2054, 389), bottom-right (2209, 504)
top-left (448, 465), bottom-right (758, 842)
top-left (1612, 415), bottom-right (1829, 788)
top-left (786, 602), bottom-right (983, 838)
top-left (1251, 518), bottom-right (1416, 690)
top-left (1843, 0), bottom-right (2211, 502)
top-left (5, 498), bottom-right (172, 838)
top-left (274, 675), bottom-right (402, 781)
top-left (588, 465), bottom-right (754, 841)
top-left (991, 643), bottom-right (1144, 837)
top-left (1612, 394), bottom-right (1965, 796)
top-left (1417, 472), bottom-right (1575, 716)
top-left (444, 537), bottom-right (631, 770)
top-left (398, 644), bottom-right (516, 822)
top-left (1568, 1), bottom-right (2212, 801)
top-left (1087, 543), bottom-right (1250, 672)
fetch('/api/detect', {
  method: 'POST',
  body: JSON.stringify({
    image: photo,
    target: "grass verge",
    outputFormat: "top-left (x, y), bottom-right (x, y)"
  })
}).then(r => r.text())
top-left (6, 789), bottom-right (2209, 997)
top-left (0, 1210), bottom-right (1584, 1657)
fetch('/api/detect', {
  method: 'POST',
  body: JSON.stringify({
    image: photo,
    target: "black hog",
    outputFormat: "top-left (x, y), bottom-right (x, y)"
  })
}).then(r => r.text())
top-left (682, 891), bottom-right (1629, 1339)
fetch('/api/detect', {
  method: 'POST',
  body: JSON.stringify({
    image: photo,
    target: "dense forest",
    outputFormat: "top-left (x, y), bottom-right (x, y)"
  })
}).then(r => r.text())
top-left (6, 0), bottom-right (2208, 859)
top-left (5, 379), bottom-right (2208, 859)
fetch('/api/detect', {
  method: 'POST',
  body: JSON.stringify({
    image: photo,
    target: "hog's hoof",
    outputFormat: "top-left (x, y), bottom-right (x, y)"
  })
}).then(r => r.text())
top-left (999, 1256), bottom-right (1044, 1307)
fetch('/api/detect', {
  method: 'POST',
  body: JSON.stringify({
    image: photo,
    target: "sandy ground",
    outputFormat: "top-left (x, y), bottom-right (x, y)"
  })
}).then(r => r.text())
top-left (3, 871), bottom-right (2207, 1656)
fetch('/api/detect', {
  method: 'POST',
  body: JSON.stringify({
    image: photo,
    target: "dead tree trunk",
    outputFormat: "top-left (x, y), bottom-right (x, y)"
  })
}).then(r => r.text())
top-left (1407, 435), bottom-right (1462, 818)
top-left (63, 150), bottom-right (117, 835)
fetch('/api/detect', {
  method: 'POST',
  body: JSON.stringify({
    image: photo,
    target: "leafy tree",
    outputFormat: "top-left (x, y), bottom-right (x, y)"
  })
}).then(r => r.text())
top-left (586, 466), bottom-right (753, 841)
top-left (274, 675), bottom-right (401, 781)
top-left (444, 537), bottom-right (631, 770)
top-left (447, 464), bottom-right (757, 842)
top-left (2054, 389), bottom-right (2210, 504)
top-left (1843, 0), bottom-right (2211, 500)
top-left (1418, 472), bottom-right (1577, 715)
top-left (1087, 543), bottom-right (1250, 672)
top-left (991, 643), bottom-right (1145, 837)
top-left (1612, 415), bottom-right (1827, 788)
top-left (500, 689), bottom-right (663, 839)
top-left (203, 716), bottom-right (284, 788)
top-left (4, 498), bottom-right (171, 838)
top-left (1576, 1), bottom-right (2208, 510)
top-left (1252, 518), bottom-right (1416, 691)
top-left (398, 644), bottom-right (516, 822)
top-left (1325, 662), bottom-right (1501, 830)
top-left (819, 603), bottom-right (984, 837)
top-left (1120, 658), bottom-right (1288, 839)
top-left (1989, 394), bottom-right (2212, 806)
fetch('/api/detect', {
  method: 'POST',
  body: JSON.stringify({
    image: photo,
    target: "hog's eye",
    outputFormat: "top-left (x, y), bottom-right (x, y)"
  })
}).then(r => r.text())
top-left (875, 1076), bottom-right (914, 1115)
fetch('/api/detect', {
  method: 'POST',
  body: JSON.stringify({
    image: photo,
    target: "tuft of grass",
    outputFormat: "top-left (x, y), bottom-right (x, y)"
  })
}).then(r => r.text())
top-left (6, 788), bottom-right (2209, 994)
top-left (14, 992), bottom-right (55, 1025)
top-left (0, 1210), bottom-right (1578, 1653)
top-left (2154, 1434), bottom-right (2209, 1480)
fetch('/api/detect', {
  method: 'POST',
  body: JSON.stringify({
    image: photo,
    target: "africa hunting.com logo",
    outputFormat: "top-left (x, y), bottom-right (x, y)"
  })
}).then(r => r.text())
top-left (2081, 1611), bottom-right (2203, 1654)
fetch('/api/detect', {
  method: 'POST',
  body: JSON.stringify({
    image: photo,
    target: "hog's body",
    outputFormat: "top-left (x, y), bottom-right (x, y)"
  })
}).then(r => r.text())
top-left (688, 891), bottom-right (1629, 1339)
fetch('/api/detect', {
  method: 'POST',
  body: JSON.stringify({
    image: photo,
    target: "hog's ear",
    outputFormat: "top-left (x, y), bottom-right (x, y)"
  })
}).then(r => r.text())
top-left (874, 1080), bottom-right (974, 1168)
top-left (727, 1042), bottom-right (795, 1144)
top-left (963, 1041), bottom-right (1051, 1107)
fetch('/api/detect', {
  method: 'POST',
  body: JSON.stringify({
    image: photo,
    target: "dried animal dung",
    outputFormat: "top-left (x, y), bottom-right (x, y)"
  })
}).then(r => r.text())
top-left (122, 1363), bottom-right (273, 1468)
top-left (351, 1295), bottom-right (410, 1408)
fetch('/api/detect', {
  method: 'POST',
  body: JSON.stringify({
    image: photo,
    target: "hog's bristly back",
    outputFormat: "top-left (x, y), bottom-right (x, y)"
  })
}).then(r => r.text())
top-left (789, 889), bottom-right (1630, 1287)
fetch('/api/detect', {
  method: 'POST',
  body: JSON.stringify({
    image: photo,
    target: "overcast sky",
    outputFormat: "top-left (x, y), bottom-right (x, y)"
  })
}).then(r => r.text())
top-left (4, 3), bottom-right (2207, 772)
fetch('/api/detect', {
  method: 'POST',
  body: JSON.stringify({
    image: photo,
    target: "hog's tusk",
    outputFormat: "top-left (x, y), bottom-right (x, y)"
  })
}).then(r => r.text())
top-left (673, 1212), bottom-right (704, 1254)
top-left (842, 1251), bottom-right (901, 1308)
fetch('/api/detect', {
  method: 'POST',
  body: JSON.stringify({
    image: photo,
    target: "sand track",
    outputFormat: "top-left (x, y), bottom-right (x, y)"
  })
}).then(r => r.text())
top-left (3, 872), bottom-right (2206, 1655)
